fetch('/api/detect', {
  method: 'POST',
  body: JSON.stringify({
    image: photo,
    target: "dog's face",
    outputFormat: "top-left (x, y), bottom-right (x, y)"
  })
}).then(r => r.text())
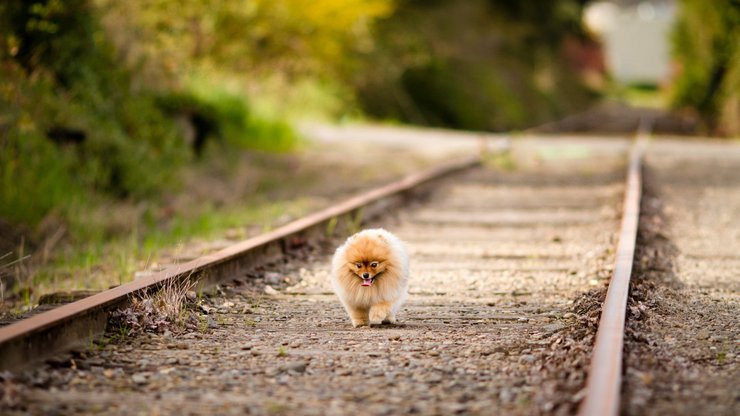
top-left (343, 234), bottom-right (391, 287)
top-left (351, 259), bottom-right (388, 286)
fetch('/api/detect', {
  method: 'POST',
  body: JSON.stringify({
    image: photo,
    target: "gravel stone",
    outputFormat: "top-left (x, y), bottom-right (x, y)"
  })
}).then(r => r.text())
top-left (286, 361), bottom-right (308, 374)
top-left (131, 373), bottom-right (148, 385)
top-left (518, 355), bottom-right (536, 364)
top-left (1, 138), bottom-right (633, 415)
top-left (622, 140), bottom-right (740, 416)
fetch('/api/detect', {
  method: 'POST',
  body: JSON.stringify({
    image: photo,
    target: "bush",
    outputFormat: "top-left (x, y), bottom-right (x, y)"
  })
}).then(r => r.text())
top-left (350, 0), bottom-right (598, 131)
top-left (671, 0), bottom-right (740, 135)
top-left (160, 86), bottom-right (298, 154)
top-left (0, 1), bottom-right (188, 228)
top-left (0, 131), bottom-right (79, 227)
top-left (0, 63), bottom-right (75, 226)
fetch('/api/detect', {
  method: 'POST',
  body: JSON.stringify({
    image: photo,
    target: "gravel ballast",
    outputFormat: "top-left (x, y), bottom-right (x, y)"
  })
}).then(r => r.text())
top-left (622, 139), bottom-right (740, 415)
top-left (1, 138), bottom-right (631, 415)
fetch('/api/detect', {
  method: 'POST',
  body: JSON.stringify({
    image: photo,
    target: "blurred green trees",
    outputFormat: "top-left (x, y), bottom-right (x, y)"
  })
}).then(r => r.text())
top-left (95, 0), bottom-right (392, 82)
top-left (93, 0), bottom-right (599, 131)
top-left (350, 0), bottom-right (599, 131)
top-left (1, 0), bottom-right (603, 232)
top-left (672, 0), bottom-right (740, 135)
top-left (1, 0), bottom-right (186, 226)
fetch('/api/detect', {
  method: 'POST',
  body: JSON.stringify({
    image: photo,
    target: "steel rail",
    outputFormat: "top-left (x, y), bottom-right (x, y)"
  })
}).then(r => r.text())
top-left (0, 154), bottom-right (490, 371)
top-left (577, 118), bottom-right (652, 416)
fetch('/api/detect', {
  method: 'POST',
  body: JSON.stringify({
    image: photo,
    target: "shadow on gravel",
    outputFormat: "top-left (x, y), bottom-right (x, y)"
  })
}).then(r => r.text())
top-left (622, 166), bottom-right (686, 414)
top-left (529, 287), bottom-right (606, 414)
top-left (621, 167), bottom-right (738, 416)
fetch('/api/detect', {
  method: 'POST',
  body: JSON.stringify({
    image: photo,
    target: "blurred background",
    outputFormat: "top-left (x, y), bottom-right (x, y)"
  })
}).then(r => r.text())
top-left (0, 0), bottom-right (738, 308)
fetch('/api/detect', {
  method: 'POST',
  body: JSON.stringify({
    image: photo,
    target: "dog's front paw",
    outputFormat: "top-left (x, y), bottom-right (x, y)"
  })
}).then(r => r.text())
top-left (351, 320), bottom-right (369, 328)
top-left (369, 303), bottom-right (391, 326)
top-left (369, 313), bottom-right (385, 326)
top-left (382, 315), bottom-right (396, 325)
top-left (369, 318), bottom-right (383, 326)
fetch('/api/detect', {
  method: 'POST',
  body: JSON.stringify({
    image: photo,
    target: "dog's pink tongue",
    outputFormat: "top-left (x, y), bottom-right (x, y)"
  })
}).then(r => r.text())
top-left (361, 279), bottom-right (373, 287)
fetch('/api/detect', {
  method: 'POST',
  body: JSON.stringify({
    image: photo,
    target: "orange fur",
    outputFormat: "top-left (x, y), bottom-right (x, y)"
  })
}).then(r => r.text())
top-left (331, 229), bottom-right (410, 327)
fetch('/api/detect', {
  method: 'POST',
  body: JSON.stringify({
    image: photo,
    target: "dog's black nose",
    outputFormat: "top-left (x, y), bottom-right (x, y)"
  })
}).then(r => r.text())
top-left (362, 273), bottom-right (370, 279)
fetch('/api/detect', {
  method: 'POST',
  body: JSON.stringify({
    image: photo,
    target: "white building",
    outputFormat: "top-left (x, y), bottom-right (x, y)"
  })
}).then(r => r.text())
top-left (585, 0), bottom-right (676, 84)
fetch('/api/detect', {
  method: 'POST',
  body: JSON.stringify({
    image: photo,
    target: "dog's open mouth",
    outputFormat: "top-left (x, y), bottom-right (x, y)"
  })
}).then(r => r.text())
top-left (361, 277), bottom-right (375, 287)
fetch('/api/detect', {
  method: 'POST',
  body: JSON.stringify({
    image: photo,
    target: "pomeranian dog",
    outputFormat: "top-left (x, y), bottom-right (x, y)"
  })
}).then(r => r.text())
top-left (331, 228), bottom-right (409, 327)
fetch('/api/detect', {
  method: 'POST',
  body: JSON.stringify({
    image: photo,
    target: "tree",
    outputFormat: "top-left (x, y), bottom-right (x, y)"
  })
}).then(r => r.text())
top-left (672, 0), bottom-right (740, 135)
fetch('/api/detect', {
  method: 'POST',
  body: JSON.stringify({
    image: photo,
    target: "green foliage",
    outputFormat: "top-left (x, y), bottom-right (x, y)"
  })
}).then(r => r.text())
top-left (400, 60), bottom-right (528, 130)
top-left (0, 118), bottom-right (79, 227)
top-left (0, 62), bottom-right (81, 226)
top-left (96, 0), bottom-right (393, 79)
top-left (350, 0), bottom-right (598, 131)
top-left (671, 0), bottom-right (740, 135)
top-left (0, 0), bottom-right (301, 234)
top-left (1, 0), bottom-right (188, 206)
top-left (184, 82), bottom-right (298, 152)
top-left (159, 86), bottom-right (298, 154)
top-left (0, 135), bottom-right (71, 226)
top-left (1, 0), bottom-right (99, 84)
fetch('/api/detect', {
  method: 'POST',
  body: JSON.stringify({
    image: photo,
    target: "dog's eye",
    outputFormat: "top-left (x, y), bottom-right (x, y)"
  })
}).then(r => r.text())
top-left (370, 262), bottom-right (378, 268)
top-left (355, 263), bottom-right (362, 269)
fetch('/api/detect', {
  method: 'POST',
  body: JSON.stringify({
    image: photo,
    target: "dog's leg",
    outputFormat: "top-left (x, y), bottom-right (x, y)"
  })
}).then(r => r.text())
top-left (347, 306), bottom-right (369, 327)
top-left (369, 302), bottom-right (392, 326)
top-left (383, 298), bottom-right (405, 324)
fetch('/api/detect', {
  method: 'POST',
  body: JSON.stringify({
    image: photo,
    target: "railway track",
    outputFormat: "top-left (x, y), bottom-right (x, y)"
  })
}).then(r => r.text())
top-left (1, 126), bottom-right (735, 415)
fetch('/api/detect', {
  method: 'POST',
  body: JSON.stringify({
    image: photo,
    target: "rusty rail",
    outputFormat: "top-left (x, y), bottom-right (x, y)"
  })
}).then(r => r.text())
top-left (577, 119), bottom-right (651, 416)
top-left (0, 155), bottom-right (488, 371)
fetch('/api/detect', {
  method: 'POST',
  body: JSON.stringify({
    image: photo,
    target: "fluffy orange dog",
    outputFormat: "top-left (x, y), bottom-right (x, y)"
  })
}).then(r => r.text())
top-left (331, 228), bottom-right (409, 327)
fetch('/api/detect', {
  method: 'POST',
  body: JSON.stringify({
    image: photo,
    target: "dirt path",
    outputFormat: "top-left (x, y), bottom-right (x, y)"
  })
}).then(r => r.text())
top-left (623, 139), bottom-right (740, 415)
top-left (0, 138), bottom-right (630, 415)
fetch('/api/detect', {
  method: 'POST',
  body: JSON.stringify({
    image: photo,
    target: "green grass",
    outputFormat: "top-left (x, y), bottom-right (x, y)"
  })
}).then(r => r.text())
top-left (23, 197), bottom-right (317, 302)
top-left (484, 150), bottom-right (517, 171)
top-left (185, 75), bottom-right (300, 152)
top-left (622, 85), bottom-right (669, 109)
top-left (608, 82), bottom-right (669, 109)
top-left (142, 199), bottom-right (314, 251)
top-left (0, 58), bottom-right (308, 311)
top-left (0, 130), bottom-right (83, 226)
